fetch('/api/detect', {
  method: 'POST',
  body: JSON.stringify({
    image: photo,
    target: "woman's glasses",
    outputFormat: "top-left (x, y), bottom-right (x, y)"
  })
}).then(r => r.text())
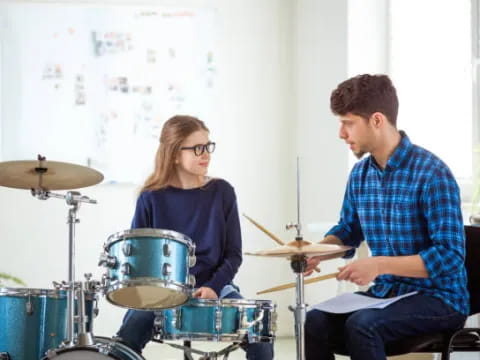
top-left (180, 142), bottom-right (216, 156)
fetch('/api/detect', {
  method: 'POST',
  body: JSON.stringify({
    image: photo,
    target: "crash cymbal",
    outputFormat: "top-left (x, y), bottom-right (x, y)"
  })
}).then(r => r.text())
top-left (0, 158), bottom-right (104, 190)
top-left (245, 241), bottom-right (350, 258)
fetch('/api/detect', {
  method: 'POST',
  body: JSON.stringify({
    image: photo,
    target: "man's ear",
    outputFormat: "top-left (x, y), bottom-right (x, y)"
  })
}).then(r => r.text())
top-left (371, 112), bottom-right (385, 128)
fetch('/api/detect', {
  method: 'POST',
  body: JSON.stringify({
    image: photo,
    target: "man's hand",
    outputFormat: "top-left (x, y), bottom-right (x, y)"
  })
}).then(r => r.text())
top-left (337, 258), bottom-right (381, 286)
top-left (304, 256), bottom-right (322, 276)
top-left (193, 286), bottom-right (218, 299)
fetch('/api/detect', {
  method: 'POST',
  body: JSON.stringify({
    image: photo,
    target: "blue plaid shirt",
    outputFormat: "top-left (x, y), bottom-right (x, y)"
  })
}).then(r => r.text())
top-left (327, 132), bottom-right (469, 315)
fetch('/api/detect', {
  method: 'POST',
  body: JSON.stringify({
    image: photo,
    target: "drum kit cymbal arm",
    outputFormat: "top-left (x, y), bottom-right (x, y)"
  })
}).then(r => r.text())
top-left (31, 188), bottom-right (97, 205)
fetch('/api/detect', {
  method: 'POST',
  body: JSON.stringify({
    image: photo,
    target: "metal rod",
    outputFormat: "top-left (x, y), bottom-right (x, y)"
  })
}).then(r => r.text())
top-left (66, 204), bottom-right (78, 346)
top-left (296, 156), bottom-right (301, 238)
top-left (294, 272), bottom-right (306, 360)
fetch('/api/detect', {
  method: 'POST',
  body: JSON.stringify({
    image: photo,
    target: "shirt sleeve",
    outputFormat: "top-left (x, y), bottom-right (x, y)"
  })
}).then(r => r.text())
top-left (204, 184), bottom-right (243, 295)
top-left (131, 192), bottom-right (152, 229)
top-left (326, 173), bottom-right (364, 258)
top-left (418, 168), bottom-right (465, 278)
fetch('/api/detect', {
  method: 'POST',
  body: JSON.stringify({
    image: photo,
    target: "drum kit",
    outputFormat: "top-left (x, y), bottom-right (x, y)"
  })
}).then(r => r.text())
top-left (0, 155), bottom-right (348, 360)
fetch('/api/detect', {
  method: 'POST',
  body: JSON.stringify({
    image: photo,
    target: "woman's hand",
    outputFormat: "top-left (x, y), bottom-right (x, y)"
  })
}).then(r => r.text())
top-left (193, 286), bottom-right (218, 299)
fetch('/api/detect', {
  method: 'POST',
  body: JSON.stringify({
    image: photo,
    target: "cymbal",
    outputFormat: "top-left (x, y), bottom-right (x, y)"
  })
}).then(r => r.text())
top-left (0, 159), bottom-right (104, 190)
top-left (245, 241), bottom-right (350, 258)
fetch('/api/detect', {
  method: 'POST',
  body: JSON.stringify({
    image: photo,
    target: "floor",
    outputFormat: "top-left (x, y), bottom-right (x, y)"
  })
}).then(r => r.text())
top-left (140, 337), bottom-right (476, 359)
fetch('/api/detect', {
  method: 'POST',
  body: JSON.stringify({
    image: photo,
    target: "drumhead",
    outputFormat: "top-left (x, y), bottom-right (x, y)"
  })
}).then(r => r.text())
top-left (107, 283), bottom-right (189, 310)
top-left (105, 228), bottom-right (193, 249)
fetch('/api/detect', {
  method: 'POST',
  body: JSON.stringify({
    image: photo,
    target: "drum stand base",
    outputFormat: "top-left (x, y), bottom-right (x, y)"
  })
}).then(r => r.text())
top-left (153, 339), bottom-right (243, 360)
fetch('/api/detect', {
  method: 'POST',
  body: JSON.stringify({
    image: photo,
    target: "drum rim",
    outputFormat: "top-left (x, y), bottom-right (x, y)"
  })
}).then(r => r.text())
top-left (0, 287), bottom-right (63, 297)
top-left (105, 228), bottom-right (194, 249)
top-left (105, 279), bottom-right (191, 310)
top-left (42, 336), bottom-right (145, 359)
top-left (182, 298), bottom-right (276, 308)
top-left (159, 332), bottom-right (275, 343)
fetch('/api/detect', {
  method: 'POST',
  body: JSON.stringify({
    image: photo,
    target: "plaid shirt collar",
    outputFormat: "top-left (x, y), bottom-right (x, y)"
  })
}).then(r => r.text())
top-left (368, 130), bottom-right (412, 172)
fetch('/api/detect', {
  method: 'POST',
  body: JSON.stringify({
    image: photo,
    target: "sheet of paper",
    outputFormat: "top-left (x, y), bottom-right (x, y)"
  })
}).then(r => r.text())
top-left (310, 291), bottom-right (418, 314)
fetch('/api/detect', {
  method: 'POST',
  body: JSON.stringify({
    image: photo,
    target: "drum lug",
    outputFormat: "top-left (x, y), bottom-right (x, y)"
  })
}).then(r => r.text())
top-left (271, 310), bottom-right (278, 333)
top-left (162, 263), bottom-right (172, 277)
top-left (172, 308), bottom-right (182, 330)
top-left (189, 254), bottom-right (196, 268)
top-left (26, 296), bottom-right (34, 316)
top-left (120, 263), bottom-right (131, 275)
top-left (153, 311), bottom-right (165, 335)
top-left (98, 253), bottom-right (117, 268)
top-left (122, 242), bottom-right (132, 256)
top-left (188, 274), bottom-right (196, 288)
top-left (163, 243), bottom-right (171, 257)
top-left (215, 306), bottom-right (222, 332)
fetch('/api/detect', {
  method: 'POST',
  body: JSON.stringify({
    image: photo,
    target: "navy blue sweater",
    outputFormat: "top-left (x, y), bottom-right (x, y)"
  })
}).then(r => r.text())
top-left (131, 178), bottom-right (242, 295)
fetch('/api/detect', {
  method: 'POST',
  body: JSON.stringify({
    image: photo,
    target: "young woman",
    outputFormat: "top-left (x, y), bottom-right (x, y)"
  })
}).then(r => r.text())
top-left (115, 115), bottom-right (273, 359)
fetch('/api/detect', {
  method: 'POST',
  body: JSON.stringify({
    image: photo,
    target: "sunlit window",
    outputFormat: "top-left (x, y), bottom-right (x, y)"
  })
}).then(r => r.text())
top-left (389, 0), bottom-right (473, 179)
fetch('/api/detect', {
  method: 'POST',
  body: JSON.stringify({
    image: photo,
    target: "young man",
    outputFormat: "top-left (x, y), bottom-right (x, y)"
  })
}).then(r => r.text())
top-left (304, 74), bottom-right (468, 360)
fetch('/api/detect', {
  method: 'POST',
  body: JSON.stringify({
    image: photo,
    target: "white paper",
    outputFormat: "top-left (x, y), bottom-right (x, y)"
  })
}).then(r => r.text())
top-left (310, 291), bottom-right (418, 314)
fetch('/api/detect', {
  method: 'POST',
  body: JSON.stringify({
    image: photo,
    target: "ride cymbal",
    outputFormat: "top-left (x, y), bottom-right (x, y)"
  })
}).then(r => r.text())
top-left (0, 159), bottom-right (104, 190)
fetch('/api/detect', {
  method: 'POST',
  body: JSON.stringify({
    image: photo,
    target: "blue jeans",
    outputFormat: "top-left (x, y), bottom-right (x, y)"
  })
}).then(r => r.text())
top-left (117, 286), bottom-right (274, 360)
top-left (304, 293), bottom-right (466, 360)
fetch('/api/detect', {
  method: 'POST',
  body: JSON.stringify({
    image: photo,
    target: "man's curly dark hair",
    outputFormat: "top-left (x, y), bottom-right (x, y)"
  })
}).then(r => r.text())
top-left (330, 74), bottom-right (399, 127)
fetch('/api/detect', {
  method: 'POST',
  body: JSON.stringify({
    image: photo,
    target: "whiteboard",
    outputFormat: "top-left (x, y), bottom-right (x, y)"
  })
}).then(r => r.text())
top-left (0, 3), bottom-right (217, 183)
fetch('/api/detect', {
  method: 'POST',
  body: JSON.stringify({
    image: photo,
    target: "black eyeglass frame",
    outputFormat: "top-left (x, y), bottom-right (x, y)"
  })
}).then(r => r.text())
top-left (180, 141), bottom-right (216, 156)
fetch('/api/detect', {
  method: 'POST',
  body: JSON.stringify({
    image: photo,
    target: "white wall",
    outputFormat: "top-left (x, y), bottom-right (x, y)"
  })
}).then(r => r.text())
top-left (292, 0), bottom-right (350, 303)
top-left (0, 0), bottom-right (354, 341)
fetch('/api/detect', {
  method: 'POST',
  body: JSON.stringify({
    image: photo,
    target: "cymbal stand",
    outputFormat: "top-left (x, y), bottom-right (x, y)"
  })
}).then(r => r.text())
top-left (289, 255), bottom-right (307, 360)
top-left (286, 157), bottom-right (307, 360)
top-left (31, 188), bottom-right (97, 347)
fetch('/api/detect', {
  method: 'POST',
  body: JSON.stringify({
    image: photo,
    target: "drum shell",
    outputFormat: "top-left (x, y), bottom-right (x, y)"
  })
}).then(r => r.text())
top-left (156, 298), bottom-right (276, 343)
top-left (102, 229), bottom-right (195, 310)
top-left (0, 287), bottom-right (98, 360)
top-left (0, 288), bottom-right (66, 360)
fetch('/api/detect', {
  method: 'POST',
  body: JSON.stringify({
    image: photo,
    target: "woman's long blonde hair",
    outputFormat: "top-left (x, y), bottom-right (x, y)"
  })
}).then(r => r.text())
top-left (140, 115), bottom-right (209, 193)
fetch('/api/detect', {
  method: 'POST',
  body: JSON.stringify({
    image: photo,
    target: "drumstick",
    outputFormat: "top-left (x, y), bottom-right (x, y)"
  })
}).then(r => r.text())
top-left (243, 213), bottom-right (321, 273)
top-left (256, 272), bottom-right (339, 295)
top-left (242, 213), bottom-right (284, 246)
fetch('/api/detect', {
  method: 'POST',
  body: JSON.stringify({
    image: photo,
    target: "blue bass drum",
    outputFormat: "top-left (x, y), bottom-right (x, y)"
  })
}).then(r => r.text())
top-left (155, 298), bottom-right (277, 343)
top-left (100, 229), bottom-right (196, 310)
top-left (42, 337), bottom-right (144, 359)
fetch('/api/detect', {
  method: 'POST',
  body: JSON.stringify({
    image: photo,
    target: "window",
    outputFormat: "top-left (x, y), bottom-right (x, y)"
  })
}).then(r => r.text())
top-left (388, 0), bottom-right (473, 180)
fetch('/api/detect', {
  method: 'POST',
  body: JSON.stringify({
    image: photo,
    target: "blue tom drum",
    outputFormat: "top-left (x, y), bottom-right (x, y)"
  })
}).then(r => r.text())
top-left (154, 298), bottom-right (277, 343)
top-left (99, 228), bottom-right (196, 310)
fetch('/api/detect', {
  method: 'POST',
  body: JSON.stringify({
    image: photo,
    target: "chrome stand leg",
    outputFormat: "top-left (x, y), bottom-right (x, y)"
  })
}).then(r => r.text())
top-left (289, 255), bottom-right (307, 360)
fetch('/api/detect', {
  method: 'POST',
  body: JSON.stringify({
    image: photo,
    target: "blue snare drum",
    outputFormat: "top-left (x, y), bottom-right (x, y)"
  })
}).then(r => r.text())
top-left (100, 229), bottom-right (196, 310)
top-left (41, 336), bottom-right (144, 359)
top-left (0, 286), bottom-right (99, 360)
top-left (155, 298), bottom-right (277, 343)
